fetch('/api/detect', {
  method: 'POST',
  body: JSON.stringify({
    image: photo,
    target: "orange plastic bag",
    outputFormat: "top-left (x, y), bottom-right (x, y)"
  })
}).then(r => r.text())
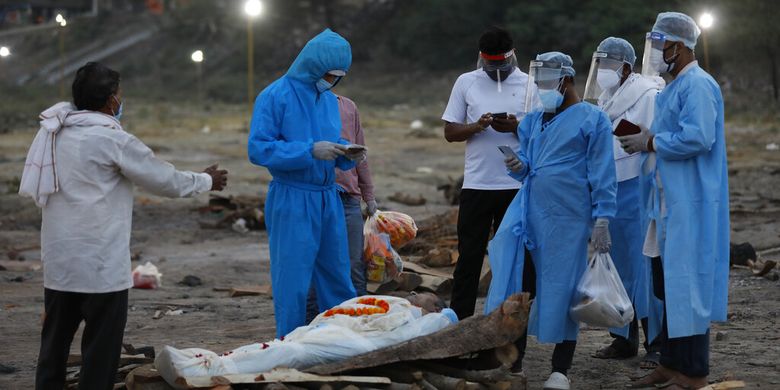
top-left (373, 211), bottom-right (417, 247)
top-left (364, 214), bottom-right (404, 283)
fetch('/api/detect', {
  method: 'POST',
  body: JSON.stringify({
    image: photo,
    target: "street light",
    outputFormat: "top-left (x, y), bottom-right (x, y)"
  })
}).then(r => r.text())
top-left (191, 50), bottom-right (204, 106)
top-left (698, 12), bottom-right (714, 73)
top-left (57, 14), bottom-right (68, 100)
top-left (244, 0), bottom-right (263, 114)
top-left (0, 46), bottom-right (10, 57)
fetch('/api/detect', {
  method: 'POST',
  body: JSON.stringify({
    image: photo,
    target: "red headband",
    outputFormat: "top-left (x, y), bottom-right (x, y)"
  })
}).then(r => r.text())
top-left (480, 49), bottom-right (514, 61)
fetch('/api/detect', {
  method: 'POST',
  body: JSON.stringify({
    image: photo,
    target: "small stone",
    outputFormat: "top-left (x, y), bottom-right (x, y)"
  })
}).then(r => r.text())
top-left (716, 331), bottom-right (728, 341)
top-left (178, 275), bottom-right (202, 287)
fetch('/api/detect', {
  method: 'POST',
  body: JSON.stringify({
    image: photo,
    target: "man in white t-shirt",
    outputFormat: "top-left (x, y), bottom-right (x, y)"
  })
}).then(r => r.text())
top-left (442, 26), bottom-right (531, 320)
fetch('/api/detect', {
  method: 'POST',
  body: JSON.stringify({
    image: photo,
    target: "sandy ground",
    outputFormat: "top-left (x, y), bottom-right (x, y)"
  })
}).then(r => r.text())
top-left (1, 103), bottom-right (779, 389)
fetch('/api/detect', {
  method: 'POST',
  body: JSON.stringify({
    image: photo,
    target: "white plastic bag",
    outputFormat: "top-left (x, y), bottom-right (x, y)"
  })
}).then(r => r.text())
top-left (132, 262), bottom-right (162, 289)
top-left (570, 252), bottom-right (634, 328)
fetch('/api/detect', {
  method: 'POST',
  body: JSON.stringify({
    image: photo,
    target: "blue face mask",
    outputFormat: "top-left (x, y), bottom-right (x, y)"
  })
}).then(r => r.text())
top-left (316, 78), bottom-right (334, 93)
top-left (538, 88), bottom-right (564, 112)
top-left (112, 96), bottom-right (123, 120)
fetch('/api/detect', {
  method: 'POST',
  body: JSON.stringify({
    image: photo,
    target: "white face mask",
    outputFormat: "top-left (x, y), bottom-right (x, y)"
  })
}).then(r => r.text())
top-left (596, 69), bottom-right (621, 92)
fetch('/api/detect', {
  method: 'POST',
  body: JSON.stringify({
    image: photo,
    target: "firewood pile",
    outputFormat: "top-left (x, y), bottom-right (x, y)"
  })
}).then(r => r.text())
top-left (68, 344), bottom-right (154, 389)
top-left (125, 294), bottom-right (532, 390)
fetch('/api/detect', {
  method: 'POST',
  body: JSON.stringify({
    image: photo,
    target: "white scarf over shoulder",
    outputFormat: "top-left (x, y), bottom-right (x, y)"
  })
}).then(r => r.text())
top-left (19, 102), bottom-right (76, 207)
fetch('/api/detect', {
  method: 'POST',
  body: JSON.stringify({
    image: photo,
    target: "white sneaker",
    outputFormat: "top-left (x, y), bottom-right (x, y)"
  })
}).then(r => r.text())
top-left (543, 372), bottom-right (571, 390)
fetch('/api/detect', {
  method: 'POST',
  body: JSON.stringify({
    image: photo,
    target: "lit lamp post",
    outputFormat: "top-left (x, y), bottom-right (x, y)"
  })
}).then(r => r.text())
top-left (244, 0), bottom-right (263, 114)
top-left (56, 14), bottom-right (68, 100)
top-left (698, 12), bottom-right (714, 73)
top-left (191, 50), bottom-right (204, 106)
top-left (0, 46), bottom-right (9, 81)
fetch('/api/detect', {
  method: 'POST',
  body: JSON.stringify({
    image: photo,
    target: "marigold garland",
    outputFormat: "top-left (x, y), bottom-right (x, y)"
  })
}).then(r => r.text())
top-left (323, 297), bottom-right (390, 317)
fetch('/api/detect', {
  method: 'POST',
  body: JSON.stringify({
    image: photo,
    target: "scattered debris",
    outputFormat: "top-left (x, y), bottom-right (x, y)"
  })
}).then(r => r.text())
top-left (0, 363), bottom-right (17, 374)
top-left (132, 262), bottom-right (162, 289)
top-left (152, 310), bottom-right (163, 320)
top-left (730, 242), bottom-right (756, 266)
top-left (178, 275), bottom-right (202, 287)
top-left (437, 175), bottom-right (464, 205)
top-left (231, 218), bottom-right (250, 234)
top-left (700, 381), bottom-right (746, 390)
top-left (5, 245), bottom-right (39, 260)
top-left (226, 285), bottom-right (273, 298)
top-left (165, 309), bottom-right (183, 316)
top-left (716, 331), bottom-right (729, 341)
top-left (7, 275), bottom-right (25, 282)
top-left (409, 119), bottom-right (424, 130)
top-left (0, 260), bottom-right (42, 272)
top-left (199, 194), bottom-right (265, 231)
top-left (766, 143), bottom-right (779, 151)
top-left (130, 250), bottom-right (143, 262)
top-left (415, 166), bottom-right (434, 174)
top-left (418, 248), bottom-right (457, 268)
top-left (388, 192), bottom-right (427, 206)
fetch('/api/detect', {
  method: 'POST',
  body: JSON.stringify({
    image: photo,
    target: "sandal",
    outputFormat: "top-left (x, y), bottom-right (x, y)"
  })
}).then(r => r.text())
top-left (593, 344), bottom-right (637, 359)
top-left (627, 368), bottom-right (672, 389)
top-left (640, 351), bottom-right (661, 369)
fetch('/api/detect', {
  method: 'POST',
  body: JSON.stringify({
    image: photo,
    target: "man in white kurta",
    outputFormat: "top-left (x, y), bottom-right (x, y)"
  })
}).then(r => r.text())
top-left (20, 62), bottom-right (227, 390)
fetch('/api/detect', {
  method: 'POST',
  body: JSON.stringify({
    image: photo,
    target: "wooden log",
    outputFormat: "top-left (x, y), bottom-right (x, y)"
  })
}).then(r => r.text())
top-left (700, 381), bottom-right (746, 390)
top-left (68, 353), bottom-right (153, 368)
top-left (179, 368), bottom-right (390, 388)
top-left (0, 260), bottom-right (42, 272)
top-left (373, 272), bottom-right (424, 294)
top-left (229, 284), bottom-right (273, 297)
top-left (423, 371), bottom-right (466, 390)
top-left (412, 361), bottom-right (513, 384)
top-left (306, 293), bottom-right (531, 375)
top-left (403, 262), bottom-right (452, 279)
top-left (416, 274), bottom-right (453, 295)
top-left (124, 364), bottom-right (173, 390)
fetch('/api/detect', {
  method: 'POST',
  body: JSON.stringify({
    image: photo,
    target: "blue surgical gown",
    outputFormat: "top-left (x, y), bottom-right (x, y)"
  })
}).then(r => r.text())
top-left (248, 29), bottom-right (357, 337)
top-left (644, 64), bottom-right (729, 339)
top-left (485, 102), bottom-right (617, 343)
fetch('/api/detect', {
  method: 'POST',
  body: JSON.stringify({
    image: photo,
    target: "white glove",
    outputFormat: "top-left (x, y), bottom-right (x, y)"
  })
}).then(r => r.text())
top-left (366, 200), bottom-right (378, 216)
top-left (618, 126), bottom-right (654, 154)
top-left (312, 141), bottom-right (346, 160)
top-left (591, 218), bottom-right (612, 253)
top-left (505, 155), bottom-right (523, 172)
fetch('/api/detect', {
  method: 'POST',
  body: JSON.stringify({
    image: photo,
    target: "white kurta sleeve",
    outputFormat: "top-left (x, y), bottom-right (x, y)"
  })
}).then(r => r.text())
top-left (117, 135), bottom-right (212, 198)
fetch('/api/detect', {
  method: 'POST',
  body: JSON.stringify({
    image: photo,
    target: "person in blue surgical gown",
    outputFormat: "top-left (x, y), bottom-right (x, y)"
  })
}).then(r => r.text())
top-left (247, 29), bottom-right (366, 338)
top-left (485, 51), bottom-right (616, 390)
top-left (583, 36), bottom-right (665, 369)
top-left (622, 12), bottom-right (729, 390)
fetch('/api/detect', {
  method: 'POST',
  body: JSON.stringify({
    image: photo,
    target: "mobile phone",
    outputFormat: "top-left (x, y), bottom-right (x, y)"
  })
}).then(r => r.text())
top-left (498, 145), bottom-right (519, 160)
top-left (613, 119), bottom-right (642, 137)
top-left (492, 112), bottom-right (508, 119)
top-left (345, 144), bottom-right (367, 153)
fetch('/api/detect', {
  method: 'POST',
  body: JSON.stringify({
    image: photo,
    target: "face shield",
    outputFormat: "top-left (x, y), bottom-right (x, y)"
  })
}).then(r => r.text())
top-left (583, 52), bottom-right (626, 105)
top-left (477, 49), bottom-right (518, 93)
top-left (641, 32), bottom-right (666, 77)
top-left (526, 60), bottom-right (563, 113)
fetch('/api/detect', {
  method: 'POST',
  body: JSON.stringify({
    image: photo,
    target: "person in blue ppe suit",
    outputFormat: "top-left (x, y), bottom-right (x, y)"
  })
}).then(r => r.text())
top-left (486, 51), bottom-right (617, 390)
top-left (583, 37), bottom-right (665, 369)
top-left (248, 29), bottom-right (366, 338)
top-left (621, 12), bottom-right (729, 390)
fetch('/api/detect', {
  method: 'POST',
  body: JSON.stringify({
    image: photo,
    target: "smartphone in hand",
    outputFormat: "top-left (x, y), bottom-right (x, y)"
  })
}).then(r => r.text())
top-left (613, 119), bottom-right (641, 137)
top-left (492, 112), bottom-right (508, 119)
top-left (498, 145), bottom-right (519, 160)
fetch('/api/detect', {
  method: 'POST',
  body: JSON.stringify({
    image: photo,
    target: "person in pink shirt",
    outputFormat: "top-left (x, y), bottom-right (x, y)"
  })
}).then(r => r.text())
top-left (334, 94), bottom-right (377, 295)
top-left (306, 94), bottom-right (376, 322)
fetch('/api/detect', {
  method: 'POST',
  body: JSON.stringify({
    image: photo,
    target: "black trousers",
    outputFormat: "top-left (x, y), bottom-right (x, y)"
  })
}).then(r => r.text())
top-left (514, 248), bottom-right (577, 375)
top-left (450, 188), bottom-right (517, 319)
top-left (651, 257), bottom-right (710, 377)
top-left (35, 288), bottom-right (128, 390)
top-left (609, 316), bottom-right (658, 355)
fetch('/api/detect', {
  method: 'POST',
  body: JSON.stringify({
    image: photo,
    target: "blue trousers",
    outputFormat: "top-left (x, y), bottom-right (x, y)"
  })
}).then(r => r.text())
top-left (266, 181), bottom-right (356, 337)
top-left (305, 192), bottom-right (366, 323)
